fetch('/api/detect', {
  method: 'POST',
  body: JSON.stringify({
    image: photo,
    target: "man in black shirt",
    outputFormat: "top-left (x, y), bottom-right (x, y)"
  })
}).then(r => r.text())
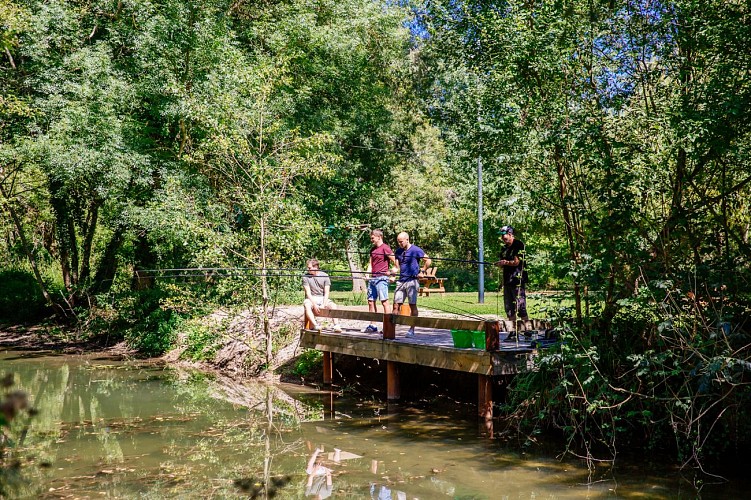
top-left (495, 226), bottom-right (528, 323)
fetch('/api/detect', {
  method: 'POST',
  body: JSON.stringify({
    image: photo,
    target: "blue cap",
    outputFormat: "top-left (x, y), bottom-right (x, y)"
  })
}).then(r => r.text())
top-left (499, 225), bottom-right (514, 236)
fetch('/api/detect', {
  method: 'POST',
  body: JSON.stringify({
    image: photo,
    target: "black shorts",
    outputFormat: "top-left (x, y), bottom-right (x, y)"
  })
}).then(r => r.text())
top-left (503, 284), bottom-right (527, 319)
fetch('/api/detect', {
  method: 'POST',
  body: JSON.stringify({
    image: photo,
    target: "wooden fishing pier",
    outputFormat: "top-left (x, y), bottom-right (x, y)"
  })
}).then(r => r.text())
top-left (299, 307), bottom-right (550, 422)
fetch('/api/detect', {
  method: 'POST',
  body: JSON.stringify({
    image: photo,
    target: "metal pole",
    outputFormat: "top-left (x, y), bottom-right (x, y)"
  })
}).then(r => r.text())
top-left (478, 157), bottom-right (485, 304)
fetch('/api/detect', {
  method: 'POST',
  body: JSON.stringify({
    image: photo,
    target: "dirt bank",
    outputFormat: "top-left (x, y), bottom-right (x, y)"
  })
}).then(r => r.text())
top-left (0, 306), bottom-right (309, 381)
top-left (1, 305), bottom-right (469, 388)
top-left (0, 323), bottom-right (135, 356)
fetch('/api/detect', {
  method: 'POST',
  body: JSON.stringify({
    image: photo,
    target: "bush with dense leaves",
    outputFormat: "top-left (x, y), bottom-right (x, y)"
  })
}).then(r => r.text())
top-left (0, 270), bottom-right (49, 323)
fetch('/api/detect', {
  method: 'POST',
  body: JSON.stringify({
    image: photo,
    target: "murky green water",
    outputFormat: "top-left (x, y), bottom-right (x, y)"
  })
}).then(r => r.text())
top-left (1, 350), bottom-right (746, 499)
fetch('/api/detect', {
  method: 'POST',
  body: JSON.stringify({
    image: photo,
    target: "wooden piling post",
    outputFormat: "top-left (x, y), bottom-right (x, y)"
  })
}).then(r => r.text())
top-left (484, 320), bottom-right (500, 351)
top-left (383, 313), bottom-right (395, 340)
top-left (322, 351), bottom-right (333, 385)
top-left (478, 374), bottom-right (493, 421)
top-left (324, 391), bottom-right (335, 420)
top-left (387, 361), bottom-right (400, 400)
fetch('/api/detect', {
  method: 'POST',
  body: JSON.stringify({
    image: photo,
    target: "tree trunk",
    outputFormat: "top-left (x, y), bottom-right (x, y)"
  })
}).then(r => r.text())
top-left (67, 216), bottom-right (79, 288)
top-left (79, 201), bottom-right (99, 285)
top-left (91, 224), bottom-right (126, 295)
top-left (554, 145), bottom-right (583, 327)
top-left (261, 215), bottom-right (272, 369)
top-left (0, 183), bottom-right (67, 318)
top-left (49, 188), bottom-right (75, 294)
top-left (346, 238), bottom-right (366, 292)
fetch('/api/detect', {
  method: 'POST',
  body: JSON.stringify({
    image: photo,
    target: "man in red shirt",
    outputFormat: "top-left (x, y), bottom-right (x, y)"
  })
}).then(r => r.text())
top-left (362, 230), bottom-right (396, 333)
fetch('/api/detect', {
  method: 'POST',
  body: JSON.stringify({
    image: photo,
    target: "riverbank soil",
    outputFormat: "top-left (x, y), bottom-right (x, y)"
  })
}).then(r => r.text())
top-left (0, 306), bottom-right (318, 383)
top-left (0, 323), bottom-right (134, 355)
top-left (2, 305), bottom-right (497, 401)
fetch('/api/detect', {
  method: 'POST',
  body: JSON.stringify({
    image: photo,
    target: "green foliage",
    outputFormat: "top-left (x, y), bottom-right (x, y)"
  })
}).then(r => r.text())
top-left (0, 269), bottom-right (49, 322)
top-left (1, 0), bottom-right (750, 469)
top-left (507, 281), bottom-right (751, 468)
top-left (292, 349), bottom-right (322, 377)
top-left (181, 320), bottom-right (220, 362)
top-left (0, 372), bottom-right (34, 498)
top-left (414, 0), bottom-right (751, 468)
top-left (434, 267), bottom-right (497, 292)
top-left (116, 285), bottom-right (197, 356)
top-left (125, 307), bottom-right (178, 357)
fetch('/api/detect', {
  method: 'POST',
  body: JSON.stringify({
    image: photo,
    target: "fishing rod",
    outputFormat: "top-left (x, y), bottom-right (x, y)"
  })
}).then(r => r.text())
top-left (131, 268), bottom-right (502, 322)
top-left (136, 266), bottom-right (314, 274)
top-left (422, 302), bottom-right (490, 322)
top-left (136, 265), bottom-right (490, 280)
top-left (343, 249), bottom-right (496, 267)
top-left (134, 270), bottom-right (425, 281)
top-left (136, 266), bottom-right (395, 277)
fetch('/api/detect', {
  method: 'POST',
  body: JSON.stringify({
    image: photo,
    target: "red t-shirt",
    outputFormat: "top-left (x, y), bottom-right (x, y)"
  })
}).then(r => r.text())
top-left (370, 244), bottom-right (393, 277)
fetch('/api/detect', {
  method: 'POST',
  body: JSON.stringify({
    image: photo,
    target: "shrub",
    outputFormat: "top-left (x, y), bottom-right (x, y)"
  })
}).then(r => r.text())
top-left (125, 307), bottom-right (178, 356)
top-left (505, 280), bottom-right (751, 472)
top-left (293, 349), bottom-right (322, 377)
top-left (0, 269), bottom-right (49, 322)
top-left (182, 321), bottom-right (220, 361)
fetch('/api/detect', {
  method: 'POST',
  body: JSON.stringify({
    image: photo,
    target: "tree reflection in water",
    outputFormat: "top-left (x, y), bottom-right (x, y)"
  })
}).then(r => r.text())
top-left (4, 351), bottom-right (737, 499)
top-left (1, 354), bottom-right (325, 498)
top-left (1, 372), bottom-right (35, 498)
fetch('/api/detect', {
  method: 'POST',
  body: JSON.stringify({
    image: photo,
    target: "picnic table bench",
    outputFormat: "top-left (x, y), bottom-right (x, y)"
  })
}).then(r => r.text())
top-left (419, 267), bottom-right (446, 296)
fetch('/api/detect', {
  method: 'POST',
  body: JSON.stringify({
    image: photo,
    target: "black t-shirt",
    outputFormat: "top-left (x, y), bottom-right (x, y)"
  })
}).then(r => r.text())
top-left (501, 239), bottom-right (525, 285)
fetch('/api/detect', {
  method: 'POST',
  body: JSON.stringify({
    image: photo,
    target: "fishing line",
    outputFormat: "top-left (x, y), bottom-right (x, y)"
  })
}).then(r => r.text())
top-left (133, 271), bottom-right (414, 281)
top-left (136, 267), bottom-right (396, 277)
top-left (423, 302), bottom-right (488, 321)
top-left (344, 249), bottom-right (495, 267)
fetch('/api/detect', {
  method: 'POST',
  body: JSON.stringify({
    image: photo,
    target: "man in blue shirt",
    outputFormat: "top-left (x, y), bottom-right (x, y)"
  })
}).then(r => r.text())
top-left (391, 232), bottom-right (432, 337)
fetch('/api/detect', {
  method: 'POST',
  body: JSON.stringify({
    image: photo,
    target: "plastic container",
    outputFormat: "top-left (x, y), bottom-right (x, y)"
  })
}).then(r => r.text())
top-left (471, 330), bottom-right (486, 349)
top-left (451, 329), bottom-right (473, 348)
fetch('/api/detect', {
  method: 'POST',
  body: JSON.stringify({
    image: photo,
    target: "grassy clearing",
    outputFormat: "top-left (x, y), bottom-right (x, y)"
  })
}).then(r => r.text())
top-left (328, 290), bottom-right (578, 318)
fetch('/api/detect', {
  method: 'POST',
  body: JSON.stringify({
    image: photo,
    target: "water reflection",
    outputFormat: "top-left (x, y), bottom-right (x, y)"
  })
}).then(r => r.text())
top-left (1, 350), bottom-right (748, 498)
top-left (305, 447), bottom-right (334, 498)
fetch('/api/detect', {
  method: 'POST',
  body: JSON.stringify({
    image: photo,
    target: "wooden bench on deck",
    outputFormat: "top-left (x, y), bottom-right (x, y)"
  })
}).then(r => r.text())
top-left (418, 267), bottom-right (446, 296)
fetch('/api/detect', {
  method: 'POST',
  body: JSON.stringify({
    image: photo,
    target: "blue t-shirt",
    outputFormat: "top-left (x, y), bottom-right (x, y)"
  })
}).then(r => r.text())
top-left (395, 245), bottom-right (425, 282)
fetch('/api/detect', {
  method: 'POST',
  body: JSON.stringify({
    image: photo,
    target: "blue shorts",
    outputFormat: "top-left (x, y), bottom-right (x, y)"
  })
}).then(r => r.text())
top-left (367, 276), bottom-right (390, 302)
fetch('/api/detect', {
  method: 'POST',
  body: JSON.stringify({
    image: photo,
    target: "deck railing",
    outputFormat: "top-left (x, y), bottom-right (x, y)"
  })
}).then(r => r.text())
top-left (307, 308), bottom-right (549, 352)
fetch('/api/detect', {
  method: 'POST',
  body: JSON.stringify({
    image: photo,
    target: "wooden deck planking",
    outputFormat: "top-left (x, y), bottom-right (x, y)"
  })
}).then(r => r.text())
top-left (299, 326), bottom-right (534, 375)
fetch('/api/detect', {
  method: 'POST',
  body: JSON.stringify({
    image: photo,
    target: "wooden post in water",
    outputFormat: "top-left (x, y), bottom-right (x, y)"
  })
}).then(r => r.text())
top-left (478, 374), bottom-right (493, 421)
top-left (479, 321), bottom-right (499, 431)
top-left (324, 391), bottom-right (335, 420)
top-left (386, 361), bottom-right (400, 400)
top-left (322, 352), bottom-right (333, 385)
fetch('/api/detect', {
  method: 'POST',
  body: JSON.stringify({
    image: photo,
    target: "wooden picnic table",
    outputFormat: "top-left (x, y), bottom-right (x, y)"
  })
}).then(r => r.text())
top-left (418, 267), bottom-right (446, 296)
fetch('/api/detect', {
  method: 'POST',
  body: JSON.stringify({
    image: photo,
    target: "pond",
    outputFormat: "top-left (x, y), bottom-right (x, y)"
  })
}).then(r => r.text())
top-left (0, 350), bottom-right (746, 498)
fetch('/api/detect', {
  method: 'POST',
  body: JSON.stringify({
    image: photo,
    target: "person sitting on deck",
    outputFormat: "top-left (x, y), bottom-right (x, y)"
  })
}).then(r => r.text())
top-left (303, 259), bottom-right (342, 332)
top-left (392, 232), bottom-right (432, 338)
